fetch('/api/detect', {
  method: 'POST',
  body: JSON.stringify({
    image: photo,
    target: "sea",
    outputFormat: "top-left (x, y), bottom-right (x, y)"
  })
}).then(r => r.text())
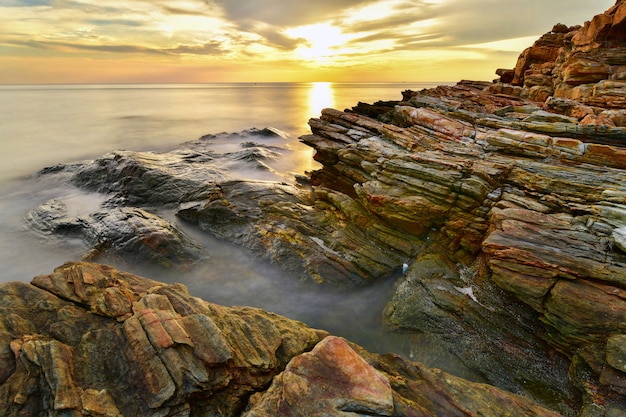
top-left (0, 82), bottom-right (478, 378)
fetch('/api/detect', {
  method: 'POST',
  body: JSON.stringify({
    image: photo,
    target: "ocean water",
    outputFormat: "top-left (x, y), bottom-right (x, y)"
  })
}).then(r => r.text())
top-left (0, 82), bottom-right (477, 376)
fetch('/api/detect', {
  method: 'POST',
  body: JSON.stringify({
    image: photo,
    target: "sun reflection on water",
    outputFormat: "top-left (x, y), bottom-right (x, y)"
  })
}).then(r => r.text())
top-left (308, 82), bottom-right (335, 118)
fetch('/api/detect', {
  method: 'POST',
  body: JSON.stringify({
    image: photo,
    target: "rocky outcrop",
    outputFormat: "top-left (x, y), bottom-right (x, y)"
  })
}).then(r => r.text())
top-left (32, 129), bottom-right (422, 285)
top-left (0, 262), bottom-right (324, 416)
top-left (300, 80), bottom-right (626, 413)
top-left (494, 0), bottom-right (626, 107)
top-left (0, 262), bottom-right (562, 417)
top-left (19, 2), bottom-right (626, 415)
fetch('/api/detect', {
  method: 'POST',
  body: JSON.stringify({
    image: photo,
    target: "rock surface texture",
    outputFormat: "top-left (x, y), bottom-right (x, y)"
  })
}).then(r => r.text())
top-left (0, 262), bottom-right (562, 417)
top-left (17, 1), bottom-right (626, 416)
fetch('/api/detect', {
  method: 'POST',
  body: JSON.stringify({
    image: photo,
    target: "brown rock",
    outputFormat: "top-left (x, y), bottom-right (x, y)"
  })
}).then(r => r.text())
top-left (607, 335), bottom-right (626, 373)
top-left (0, 262), bottom-right (325, 416)
top-left (0, 263), bottom-right (568, 417)
top-left (244, 336), bottom-right (394, 417)
top-left (502, 0), bottom-right (626, 108)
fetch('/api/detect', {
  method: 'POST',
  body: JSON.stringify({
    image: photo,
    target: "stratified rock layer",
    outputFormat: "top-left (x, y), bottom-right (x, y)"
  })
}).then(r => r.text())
top-left (495, 0), bottom-right (626, 108)
top-left (18, 1), bottom-right (626, 415)
top-left (0, 262), bottom-right (562, 417)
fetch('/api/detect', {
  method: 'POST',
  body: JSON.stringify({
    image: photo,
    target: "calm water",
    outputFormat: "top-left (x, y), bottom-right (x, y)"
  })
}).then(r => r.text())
top-left (0, 82), bottom-right (477, 377)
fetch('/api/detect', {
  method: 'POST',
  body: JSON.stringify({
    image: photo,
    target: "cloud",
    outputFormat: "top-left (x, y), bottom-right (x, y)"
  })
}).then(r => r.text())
top-left (161, 5), bottom-right (210, 16)
top-left (0, 0), bottom-right (51, 6)
top-left (165, 40), bottom-right (229, 56)
top-left (7, 37), bottom-right (236, 57)
top-left (330, 0), bottom-right (617, 58)
top-left (86, 19), bottom-right (146, 27)
top-left (252, 26), bottom-right (306, 50)
top-left (430, 0), bottom-right (617, 46)
top-left (0, 0), bottom-right (619, 83)
top-left (211, 0), bottom-right (379, 27)
top-left (7, 38), bottom-right (168, 54)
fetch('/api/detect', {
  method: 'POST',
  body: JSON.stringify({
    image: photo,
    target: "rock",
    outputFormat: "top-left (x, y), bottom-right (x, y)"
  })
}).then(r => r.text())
top-left (498, 0), bottom-right (626, 110)
top-left (496, 68), bottom-right (515, 84)
top-left (0, 262), bottom-right (563, 417)
top-left (18, 2), bottom-right (626, 415)
top-left (25, 200), bottom-right (203, 269)
top-left (243, 336), bottom-right (394, 417)
top-left (523, 110), bottom-right (579, 124)
top-left (607, 335), bottom-right (626, 373)
top-left (0, 262), bottom-right (325, 417)
top-left (614, 226), bottom-right (626, 252)
top-left (71, 127), bottom-right (292, 206)
top-left (382, 253), bottom-right (578, 412)
top-left (361, 349), bottom-right (564, 417)
top-left (176, 180), bottom-right (421, 286)
top-left (301, 66), bottom-right (626, 412)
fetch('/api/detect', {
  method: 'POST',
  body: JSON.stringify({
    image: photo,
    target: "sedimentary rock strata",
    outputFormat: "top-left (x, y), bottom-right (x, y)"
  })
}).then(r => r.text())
top-left (18, 1), bottom-right (626, 415)
top-left (0, 262), bottom-right (562, 417)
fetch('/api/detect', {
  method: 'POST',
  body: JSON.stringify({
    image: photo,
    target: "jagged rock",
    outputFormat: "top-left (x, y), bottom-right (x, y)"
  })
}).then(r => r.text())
top-left (17, 2), bottom-right (626, 415)
top-left (243, 336), bottom-right (394, 417)
top-left (176, 180), bottom-right (421, 286)
top-left (498, 0), bottom-right (626, 110)
top-left (71, 128), bottom-right (291, 206)
top-left (0, 262), bottom-right (564, 417)
top-left (0, 262), bottom-right (325, 417)
top-left (26, 128), bottom-right (298, 269)
top-left (300, 69), bottom-right (626, 412)
top-left (614, 226), bottom-right (626, 252)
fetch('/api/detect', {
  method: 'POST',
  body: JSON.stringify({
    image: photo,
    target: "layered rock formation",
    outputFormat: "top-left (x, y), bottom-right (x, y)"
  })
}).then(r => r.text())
top-left (493, 0), bottom-right (626, 109)
top-left (0, 262), bottom-right (562, 417)
top-left (17, 1), bottom-right (626, 415)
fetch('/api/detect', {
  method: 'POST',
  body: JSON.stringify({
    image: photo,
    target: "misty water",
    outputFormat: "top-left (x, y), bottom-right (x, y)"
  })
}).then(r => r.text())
top-left (0, 82), bottom-right (479, 379)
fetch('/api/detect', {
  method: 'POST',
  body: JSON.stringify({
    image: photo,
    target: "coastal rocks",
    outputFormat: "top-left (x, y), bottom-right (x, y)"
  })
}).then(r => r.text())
top-left (381, 253), bottom-right (577, 411)
top-left (298, 7), bottom-right (626, 406)
top-left (71, 127), bottom-right (291, 206)
top-left (243, 336), bottom-right (394, 417)
top-left (177, 179), bottom-right (421, 285)
top-left (0, 262), bottom-right (325, 417)
top-left (497, 0), bottom-right (626, 109)
top-left (25, 199), bottom-right (202, 268)
top-left (17, 2), bottom-right (626, 415)
top-left (0, 262), bottom-right (564, 417)
top-left (30, 124), bottom-right (423, 284)
top-left (27, 127), bottom-right (300, 269)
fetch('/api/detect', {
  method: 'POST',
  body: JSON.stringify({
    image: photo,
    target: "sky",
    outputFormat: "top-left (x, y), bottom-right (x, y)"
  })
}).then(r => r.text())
top-left (0, 0), bottom-right (618, 84)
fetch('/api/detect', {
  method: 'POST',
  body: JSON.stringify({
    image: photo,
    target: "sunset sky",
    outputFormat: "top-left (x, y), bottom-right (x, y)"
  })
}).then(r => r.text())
top-left (0, 0), bottom-right (617, 84)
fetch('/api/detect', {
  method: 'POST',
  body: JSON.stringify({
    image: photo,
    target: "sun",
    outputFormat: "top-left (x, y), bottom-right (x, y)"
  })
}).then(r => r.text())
top-left (286, 23), bottom-right (349, 63)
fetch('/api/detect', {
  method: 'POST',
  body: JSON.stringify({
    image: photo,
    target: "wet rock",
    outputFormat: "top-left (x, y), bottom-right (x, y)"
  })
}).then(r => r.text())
top-left (300, 26), bottom-right (626, 410)
top-left (360, 349), bottom-right (564, 417)
top-left (614, 226), bottom-right (626, 252)
top-left (25, 200), bottom-right (202, 269)
top-left (176, 180), bottom-right (421, 286)
top-left (60, 127), bottom-right (292, 206)
top-left (382, 253), bottom-right (578, 413)
top-left (27, 128), bottom-right (298, 269)
top-left (0, 262), bottom-right (563, 417)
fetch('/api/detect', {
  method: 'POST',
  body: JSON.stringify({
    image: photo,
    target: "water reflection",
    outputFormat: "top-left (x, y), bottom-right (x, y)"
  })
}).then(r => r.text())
top-left (308, 82), bottom-right (334, 118)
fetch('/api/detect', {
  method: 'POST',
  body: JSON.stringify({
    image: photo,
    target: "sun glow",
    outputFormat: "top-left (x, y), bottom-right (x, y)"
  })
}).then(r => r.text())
top-left (286, 24), bottom-right (349, 63)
